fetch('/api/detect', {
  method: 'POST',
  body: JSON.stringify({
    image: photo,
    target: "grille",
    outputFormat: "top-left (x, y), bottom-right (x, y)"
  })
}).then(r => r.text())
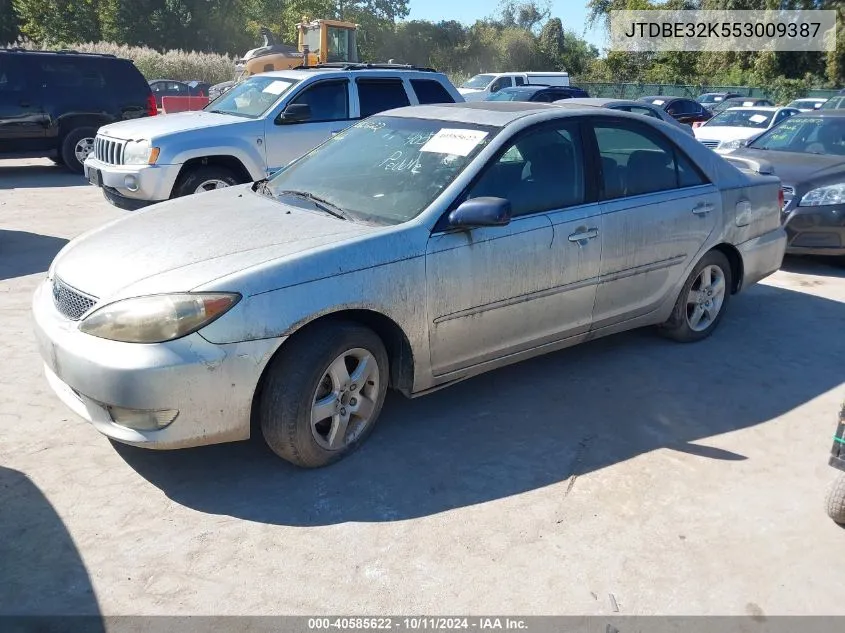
top-left (781, 185), bottom-right (795, 198)
top-left (699, 139), bottom-right (719, 149)
top-left (94, 136), bottom-right (126, 165)
top-left (52, 277), bottom-right (98, 321)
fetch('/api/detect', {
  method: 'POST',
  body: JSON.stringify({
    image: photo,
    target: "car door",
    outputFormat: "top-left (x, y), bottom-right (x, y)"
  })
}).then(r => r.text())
top-left (0, 54), bottom-right (47, 153)
top-left (425, 121), bottom-right (600, 376)
top-left (264, 79), bottom-right (351, 173)
top-left (589, 118), bottom-right (719, 329)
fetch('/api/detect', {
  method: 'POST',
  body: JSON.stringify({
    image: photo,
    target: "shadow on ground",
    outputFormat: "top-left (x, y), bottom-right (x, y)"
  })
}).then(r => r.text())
top-left (0, 467), bottom-right (104, 629)
top-left (781, 254), bottom-right (845, 278)
top-left (0, 164), bottom-right (85, 189)
top-left (0, 231), bottom-right (68, 281)
top-left (113, 279), bottom-right (845, 527)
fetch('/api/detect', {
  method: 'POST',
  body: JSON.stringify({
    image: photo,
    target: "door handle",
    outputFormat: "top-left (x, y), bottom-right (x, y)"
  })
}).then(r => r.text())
top-left (568, 228), bottom-right (599, 242)
top-left (692, 202), bottom-right (714, 216)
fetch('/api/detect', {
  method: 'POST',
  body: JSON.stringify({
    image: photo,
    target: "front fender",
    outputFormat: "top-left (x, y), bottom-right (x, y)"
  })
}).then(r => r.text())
top-left (162, 137), bottom-right (267, 181)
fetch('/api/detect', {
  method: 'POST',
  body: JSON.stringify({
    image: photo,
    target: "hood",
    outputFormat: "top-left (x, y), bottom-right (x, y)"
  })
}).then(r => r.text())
top-left (52, 186), bottom-right (379, 300)
top-left (731, 148), bottom-right (845, 184)
top-left (693, 126), bottom-right (762, 143)
top-left (98, 110), bottom-right (247, 142)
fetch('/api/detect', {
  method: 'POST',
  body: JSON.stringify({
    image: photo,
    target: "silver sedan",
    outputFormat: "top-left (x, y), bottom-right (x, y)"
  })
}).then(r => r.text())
top-left (33, 102), bottom-right (787, 467)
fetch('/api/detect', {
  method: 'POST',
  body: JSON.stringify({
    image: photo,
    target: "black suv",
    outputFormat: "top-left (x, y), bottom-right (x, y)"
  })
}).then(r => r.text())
top-left (0, 49), bottom-right (156, 173)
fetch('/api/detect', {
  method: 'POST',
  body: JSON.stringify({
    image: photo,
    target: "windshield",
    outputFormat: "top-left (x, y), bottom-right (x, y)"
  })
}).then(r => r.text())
top-left (707, 108), bottom-right (773, 128)
top-left (266, 116), bottom-right (497, 225)
top-left (205, 75), bottom-right (296, 118)
top-left (461, 74), bottom-right (495, 89)
top-left (821, 98), bottom-right (843, 110)
top-left (749, 116), bottom-right (845, 155)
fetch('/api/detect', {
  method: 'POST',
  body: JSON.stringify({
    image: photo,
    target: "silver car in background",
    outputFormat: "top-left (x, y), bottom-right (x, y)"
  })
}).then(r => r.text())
top-left (553, 97), bottom-right (696, 135)
top-left (34, 102), bottom-right (786, 467)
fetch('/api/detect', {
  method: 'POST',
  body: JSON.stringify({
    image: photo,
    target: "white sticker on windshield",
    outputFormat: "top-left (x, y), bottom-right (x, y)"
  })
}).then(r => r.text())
top-left (262, 80), bottom-right (289, 95)
top-left (420, 129), bottom-right (489, 156)
top-left (749, 114), bottom-right (768, 124)
top-left (714, 97), bottom-right (724, 101)
top-left (652, 99), bottom-right (665, 105)
top-left (742, 101), bottom-right (755, 107)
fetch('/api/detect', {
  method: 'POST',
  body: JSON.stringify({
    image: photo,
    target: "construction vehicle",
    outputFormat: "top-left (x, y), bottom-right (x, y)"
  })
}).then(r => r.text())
top-left (209, 19), bottom-right (358, 101)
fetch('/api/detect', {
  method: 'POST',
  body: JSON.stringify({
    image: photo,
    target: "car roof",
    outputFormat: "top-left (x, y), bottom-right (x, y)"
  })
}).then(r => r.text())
top-left (558, 97), bottom-right (649, 108)
top-left (787, 110), bottom-right (845, 118)
top-left (260, 67), bottom-right (443, 81)
top-left (721, 106), bottom-right (780, 112)
top-left (640, 95), bottom-right (684, 101)
top-left (724, 97), bottom-right (766, 102)
top-left (389, 101), bottom-right (556, 125)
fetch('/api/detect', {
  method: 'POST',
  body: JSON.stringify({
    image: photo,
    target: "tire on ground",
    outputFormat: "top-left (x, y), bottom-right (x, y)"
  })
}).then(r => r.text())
top-left (825, 472), bottom-right (845, 524)
top-left (173, 165), bottom-right (240, 198)
top-left (259, 321), bottom-right (389, 468)
top-left (60, 126), bottom-right (97, 174)
top-left (660, 249), bottom-right (732, 343)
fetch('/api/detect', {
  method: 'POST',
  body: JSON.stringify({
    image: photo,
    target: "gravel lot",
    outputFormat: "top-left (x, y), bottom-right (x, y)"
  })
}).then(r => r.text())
top-left (2, 158), bottom-right (844, 617)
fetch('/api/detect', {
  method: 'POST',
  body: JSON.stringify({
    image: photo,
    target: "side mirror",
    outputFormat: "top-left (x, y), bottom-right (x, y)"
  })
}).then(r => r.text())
top-left (447, 197), bottom-right (511, 229)
top-left (276, 103), bottom-right (311, 125)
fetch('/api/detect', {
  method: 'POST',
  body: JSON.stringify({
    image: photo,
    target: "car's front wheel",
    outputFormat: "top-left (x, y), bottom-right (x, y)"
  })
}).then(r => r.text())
top-left (259, 322), bottom-right (389, 468)
top-left (173, 165), bottom-right (240, 197)
top-left (660, 250), bottom-right (732, 342)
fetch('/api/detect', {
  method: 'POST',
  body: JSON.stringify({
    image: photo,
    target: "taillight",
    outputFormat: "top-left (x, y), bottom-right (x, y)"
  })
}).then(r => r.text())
top-left (778, 187), bottom-right (785, 210)
top-left (146, 93), bottom-right (158, 116)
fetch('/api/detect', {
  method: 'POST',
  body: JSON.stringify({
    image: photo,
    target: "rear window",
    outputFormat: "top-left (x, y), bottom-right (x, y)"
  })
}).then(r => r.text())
top-left (108, 60), bottom-right (151, 96)
top-left (410, 79), bottom-right (454, 105)
top-left (39, 58), bottom-right (105, 89)
top-left (357, 79), bottom-right (410, 118)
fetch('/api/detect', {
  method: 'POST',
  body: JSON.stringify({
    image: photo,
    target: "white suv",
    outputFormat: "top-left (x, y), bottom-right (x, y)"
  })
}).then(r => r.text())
top-left (83, 64), bottom-right (463, 210)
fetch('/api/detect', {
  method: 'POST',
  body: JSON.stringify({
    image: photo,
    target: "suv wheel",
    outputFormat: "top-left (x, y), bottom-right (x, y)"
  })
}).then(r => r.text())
top-left (60, 127), bottom-right (97, 174)
top-left (173, 165), bottom-right (240, 197)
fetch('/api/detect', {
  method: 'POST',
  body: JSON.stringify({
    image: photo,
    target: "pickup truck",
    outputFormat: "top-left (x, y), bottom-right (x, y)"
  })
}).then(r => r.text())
top-left (83, 64), bottom-right (463, 209)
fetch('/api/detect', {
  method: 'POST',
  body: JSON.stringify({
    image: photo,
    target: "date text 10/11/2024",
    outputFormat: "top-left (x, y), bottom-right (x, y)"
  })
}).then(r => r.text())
top-left (308, 618), bottom-right (528, 630)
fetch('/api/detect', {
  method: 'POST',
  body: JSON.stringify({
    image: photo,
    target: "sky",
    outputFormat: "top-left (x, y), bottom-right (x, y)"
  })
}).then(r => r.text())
top-left (405, 0), bottom-right (608, 50)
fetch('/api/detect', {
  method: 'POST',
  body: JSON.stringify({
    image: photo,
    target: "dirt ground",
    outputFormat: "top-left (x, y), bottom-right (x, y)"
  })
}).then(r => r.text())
top-left (2, 158), bottom-right (844, 616)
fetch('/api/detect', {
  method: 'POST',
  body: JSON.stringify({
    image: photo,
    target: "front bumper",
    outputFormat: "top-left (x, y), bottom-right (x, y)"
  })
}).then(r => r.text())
top-left (736, 226), bottom-right (787, 290)
top-left (783, 203), bottom-right (845, 256)
top-left (83, 157), bottom-right (182, 206)
top-left (32, 280), bottom-right (284, 449)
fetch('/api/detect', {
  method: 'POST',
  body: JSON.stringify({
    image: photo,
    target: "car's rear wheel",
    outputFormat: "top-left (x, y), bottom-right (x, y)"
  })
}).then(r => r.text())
top-left (173, 165), bottom-right (240, 197)
top-left (660, 250), bottom-right (732, 342)
top-left (826, 473), bottom-right (845, 525)
top-left (259, 322), bottom-right (389, 468)
top-left (60, 127), bottom-right (97, 174)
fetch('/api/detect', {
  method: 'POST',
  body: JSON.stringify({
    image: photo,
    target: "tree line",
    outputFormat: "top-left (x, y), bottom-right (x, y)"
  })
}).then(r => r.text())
top-left (2, 0), bottom-right (843, 93)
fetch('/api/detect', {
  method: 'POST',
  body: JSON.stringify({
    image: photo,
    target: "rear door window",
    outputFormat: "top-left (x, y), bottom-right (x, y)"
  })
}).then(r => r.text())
top-left (356, 78), bottom-right (410, 118)
top-left (40, 59), bottom-right (105, 89)
top-left (410, 79), bottom-right (455, 104)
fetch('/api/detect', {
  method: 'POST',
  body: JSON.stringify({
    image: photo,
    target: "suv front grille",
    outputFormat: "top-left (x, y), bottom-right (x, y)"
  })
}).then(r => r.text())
top-left (699, 139), bottom-right (719, 149)
top-left (52, 277), bottom-right (98, 321)
top-left (94, 136), bottom-right (126, 165)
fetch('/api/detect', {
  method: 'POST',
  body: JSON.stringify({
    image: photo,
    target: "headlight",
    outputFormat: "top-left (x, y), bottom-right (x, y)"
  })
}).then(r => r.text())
top-left (123, 140), bottom-right (160, 165)
top-left (799, 183), bottom-right (845, 207)
top-left (717, 139), bottom-right (744, 151)
top-left (79, 293), bottom-right (240, 343)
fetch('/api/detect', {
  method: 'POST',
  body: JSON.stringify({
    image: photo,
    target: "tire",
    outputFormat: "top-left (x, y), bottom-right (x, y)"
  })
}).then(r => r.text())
top-left (173, 165), bottom-right (240, 198)
top-left (60, 126), bottom-right (97, 174)
top-left (660, 250), bottom-right (732, 343)
top-left (259, 321), bottom-right (389, 468)
top-left (826, 473), bottom-right (845, 525)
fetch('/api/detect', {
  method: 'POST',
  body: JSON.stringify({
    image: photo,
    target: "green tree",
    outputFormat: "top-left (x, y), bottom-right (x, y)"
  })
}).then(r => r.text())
top-left (14, 0), bottom-right (101, 44)
top-left (0, 0), bottom-right (20, 44)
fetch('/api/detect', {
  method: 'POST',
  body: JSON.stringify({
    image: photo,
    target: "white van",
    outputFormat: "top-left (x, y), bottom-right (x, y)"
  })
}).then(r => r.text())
top-left (458, 72), bottom-right (570, 101)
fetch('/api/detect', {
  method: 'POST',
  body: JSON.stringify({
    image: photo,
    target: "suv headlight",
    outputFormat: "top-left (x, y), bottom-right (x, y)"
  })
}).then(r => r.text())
top-left (799, 183), bottom-right (845, 207)
top-left (717, 139), bottom-right (744, 151)
top-left (123, 140), bottom-right (160, 165)
top-left (79, 293), bottom-right (240, 343)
